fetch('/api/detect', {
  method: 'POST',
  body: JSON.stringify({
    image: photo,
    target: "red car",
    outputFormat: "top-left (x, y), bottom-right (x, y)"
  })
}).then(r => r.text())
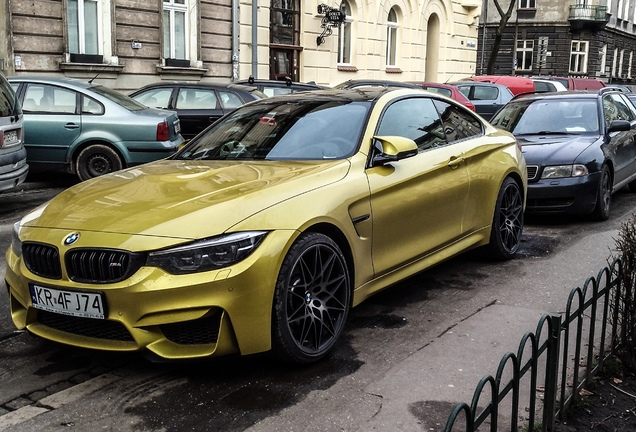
top-left (408, 81), bottom-right (476, 111)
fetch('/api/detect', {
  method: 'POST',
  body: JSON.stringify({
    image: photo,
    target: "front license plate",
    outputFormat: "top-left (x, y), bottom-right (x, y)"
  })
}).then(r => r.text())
top-left (29, 284), bottom-right (106, 319)
top-left (2, 129), bottom-right (18, 147)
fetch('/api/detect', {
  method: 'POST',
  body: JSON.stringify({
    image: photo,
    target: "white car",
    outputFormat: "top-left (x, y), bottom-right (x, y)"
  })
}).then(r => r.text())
top-left (531, 78), bottom-right (568, 92)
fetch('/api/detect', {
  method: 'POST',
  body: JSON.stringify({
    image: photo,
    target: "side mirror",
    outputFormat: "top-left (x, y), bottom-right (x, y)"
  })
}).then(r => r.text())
top-left (371, 135), bottom-right (418, 166)
top-left (607, 120), bottom-right (631, 134)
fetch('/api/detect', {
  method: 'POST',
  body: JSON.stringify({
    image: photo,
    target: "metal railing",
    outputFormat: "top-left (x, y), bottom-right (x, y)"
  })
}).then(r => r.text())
top-left (568, 5), bottom-right (609, 21)
top-left (444, 258), bottom-right (622, 431)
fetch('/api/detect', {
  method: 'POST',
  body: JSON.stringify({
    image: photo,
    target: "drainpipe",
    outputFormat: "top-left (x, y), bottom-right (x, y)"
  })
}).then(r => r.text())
top-left (252, 0), bottom-right (258, 77)
top-left (232, 0), bottom-right (239, 80)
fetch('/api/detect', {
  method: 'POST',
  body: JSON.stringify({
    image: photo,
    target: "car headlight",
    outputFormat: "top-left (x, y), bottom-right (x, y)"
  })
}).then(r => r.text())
top-left (11, 222), bottom-right (22, 257)
top-left (147, 231), bottom-right (267, 274)
top-left (541, 164), bottom-right (588, 179)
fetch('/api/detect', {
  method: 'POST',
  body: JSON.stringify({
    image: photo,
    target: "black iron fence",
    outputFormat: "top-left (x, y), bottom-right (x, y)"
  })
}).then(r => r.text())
top-left (444, 258), bottom-right (623, 431)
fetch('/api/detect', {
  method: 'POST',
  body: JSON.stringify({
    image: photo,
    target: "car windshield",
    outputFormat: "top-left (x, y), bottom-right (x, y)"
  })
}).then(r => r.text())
top-left (490, 98), bottom-right (600, 135)
top-left (90, 85), bottom-right (147, 111)
top-left (176, 99), bottom-right (370, 161)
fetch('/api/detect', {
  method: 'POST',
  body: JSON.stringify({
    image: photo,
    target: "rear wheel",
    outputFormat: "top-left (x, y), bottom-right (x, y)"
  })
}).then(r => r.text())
top-left (75, 144), bottom-right (123, 181)
top-left (591, 165), bottom-right (611, 221)
top-left (485, 177), bottom-right (524, 260)
top-left (271, 232), bottom-right (351, 364)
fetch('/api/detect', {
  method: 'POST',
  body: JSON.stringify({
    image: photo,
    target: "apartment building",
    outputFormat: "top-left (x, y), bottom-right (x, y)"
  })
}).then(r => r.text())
top-left (0, 0), bottom-right (482, 90)
top-left (477, 0), bottom-right (636, 85)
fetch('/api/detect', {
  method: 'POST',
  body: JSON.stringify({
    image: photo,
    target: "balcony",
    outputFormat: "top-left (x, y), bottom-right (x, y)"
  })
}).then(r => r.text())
top-left (569, 4), bottom-right (610, 31)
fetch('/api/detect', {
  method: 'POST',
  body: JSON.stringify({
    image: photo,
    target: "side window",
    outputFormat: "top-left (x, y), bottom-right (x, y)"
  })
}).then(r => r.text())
top-left (81, 95), bottom-right (104, 115)
top-left (433, 100), bottom-right (483, 142)
top-left (218, 91), bottom-right (243, 109)
top-left (603, 96), bottom-right (621, 126)
top-left (609, 94), bottom-right (635, 121)
top-left (377, 98), bottom-right (446, 152)
top-left (23, 84), bottom-right (76, 114)
top-left (176, 88), bottom-right (218, 109)
top-left (134, 88), bottom-right (172, 109)
top-left (473, 86), bottom-right (498, 101)
top-left (457, 86), bottom-right (470, 98)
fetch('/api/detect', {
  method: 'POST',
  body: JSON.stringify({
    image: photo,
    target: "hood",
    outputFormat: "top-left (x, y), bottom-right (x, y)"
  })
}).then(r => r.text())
top-left (24, 159), bottom-right (350, 239)
top-left (517, 134), bottom-right (598, 165)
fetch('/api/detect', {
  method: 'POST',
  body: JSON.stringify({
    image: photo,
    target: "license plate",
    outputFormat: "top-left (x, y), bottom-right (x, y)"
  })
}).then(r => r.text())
top-left (174, 120), bottom-right (181, 135)
top-left (29, 284), bottom-right (106, 319)
top-left (2, 129), bottom-right (18, 147)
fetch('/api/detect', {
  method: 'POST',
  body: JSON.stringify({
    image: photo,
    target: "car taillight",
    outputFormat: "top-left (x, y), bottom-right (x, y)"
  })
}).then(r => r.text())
top-left (466, 102), bottom-right (476, 111)
top-left (156, 121), bottom-right (169, 141)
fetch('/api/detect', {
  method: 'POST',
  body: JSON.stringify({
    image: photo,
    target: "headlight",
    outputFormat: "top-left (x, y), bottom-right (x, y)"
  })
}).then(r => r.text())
top-left (541, 164), bottom-right (588, 179)
top-left (11, 222), bottom-right (22, 257)
top-left (147, 231), bottom-right (267, 274)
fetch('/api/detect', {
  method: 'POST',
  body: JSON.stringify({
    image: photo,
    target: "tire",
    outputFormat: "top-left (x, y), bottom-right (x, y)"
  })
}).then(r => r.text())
top-left (75, 144), bottom-right (123, 181)
top-left (271, 232), bottom-right (351, 364)
top-left (591, 164), bottom-right (612, 221)
top-left (628, 178), bottom-right (636, 193)
top-left (485, 177), bottom-right (524, 260)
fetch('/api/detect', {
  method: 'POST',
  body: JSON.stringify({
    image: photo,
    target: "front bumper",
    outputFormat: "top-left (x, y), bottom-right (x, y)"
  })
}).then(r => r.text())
top-left (5, 228), bottom-right (294, 360)
top-left (525, 171), bottom-right (601, 215)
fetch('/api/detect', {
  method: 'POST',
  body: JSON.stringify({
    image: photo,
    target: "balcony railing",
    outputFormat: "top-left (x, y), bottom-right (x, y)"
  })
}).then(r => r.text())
top-left (569, 5), bottom-right (610, 30)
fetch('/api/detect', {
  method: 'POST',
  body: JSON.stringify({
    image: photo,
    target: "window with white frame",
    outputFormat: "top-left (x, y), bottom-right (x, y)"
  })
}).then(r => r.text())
top-left (570, 40), bottom-right (588, 74)
top-left (516, 40), bottom-right (534, 70)
top-left (163, 0), bottom-right (188, 64)
top-left (619, 49), bottom-right (625, 78)
top-left (67, 0), bottom-right (108, 63)
top-left (338, 1), bottom-right (352, 64)
top-left (386, 8), bottom-right (398, 67)
top-left (599, 44), bottom-right (607, 76)
top-left (629, 52), bottom-right (633, 79)
top-left (519, 0), bottom-right (536, 9)
top-left (612, 48), bottom-right (618, 77)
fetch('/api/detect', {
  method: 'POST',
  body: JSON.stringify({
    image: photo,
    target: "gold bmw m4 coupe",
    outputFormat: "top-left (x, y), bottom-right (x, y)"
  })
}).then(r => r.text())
top-left (5, 88), bottom-right (526, 363)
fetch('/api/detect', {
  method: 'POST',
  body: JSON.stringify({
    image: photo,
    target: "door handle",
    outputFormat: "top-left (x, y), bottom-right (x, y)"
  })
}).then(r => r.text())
top-left (448, 156), bottom-right (465, 169)
top-left (64, 123), bottom-right (80, 129)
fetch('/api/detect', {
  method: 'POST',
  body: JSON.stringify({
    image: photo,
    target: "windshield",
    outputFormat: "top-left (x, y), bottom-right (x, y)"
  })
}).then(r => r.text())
top-left (176, 99), bottom-right (370, 161)
top-left (91, 85), bottom-right (147, 111)
top-left (490, 98), bottom-right (600, 135)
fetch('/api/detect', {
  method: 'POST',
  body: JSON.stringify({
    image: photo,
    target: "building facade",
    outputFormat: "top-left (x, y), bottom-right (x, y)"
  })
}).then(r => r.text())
top-left (478, 0), bottom-right (636, 85)
top-left (0, 0), bottom-right (481, 91)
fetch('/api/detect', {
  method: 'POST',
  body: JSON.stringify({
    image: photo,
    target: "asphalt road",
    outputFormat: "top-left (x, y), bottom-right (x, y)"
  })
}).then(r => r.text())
top-left (0, 176), bottom-right (633, 432)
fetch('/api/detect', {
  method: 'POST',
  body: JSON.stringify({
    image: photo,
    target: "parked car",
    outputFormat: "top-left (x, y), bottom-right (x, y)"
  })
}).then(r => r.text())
top-left (407, 81), bottom-right (476, 111)
top-left (334, 79), bottom-right (422, 89)
top-left (490, 89), bottom-right (636, 220)
top-left (530, 78), bottom-right (568, 92)
top-left (5, 88), bottom-right (526, 364)
top-left (9, 76), bottom-right (184, 181)
top-left (0, 72), bottom-right (28, 192)
top-left (235, 76), bottom-right (327, 96)
top-left (462, 75), bottom-right (535, 96)
top-left (130, 82), bottom-right (265, 140)
top-left (451, 81), bottom-right (515, 120)
top-left (545, 76), bottom-right (606, 90)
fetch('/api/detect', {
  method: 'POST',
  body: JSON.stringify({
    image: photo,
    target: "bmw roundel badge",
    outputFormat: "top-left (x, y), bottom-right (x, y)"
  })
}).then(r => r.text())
top-left (63, 232), bottom-right (80, 246)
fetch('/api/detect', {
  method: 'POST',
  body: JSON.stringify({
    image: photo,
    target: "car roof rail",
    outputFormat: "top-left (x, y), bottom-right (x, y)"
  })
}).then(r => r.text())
top-left (599, 87), bottom-right (620, 95)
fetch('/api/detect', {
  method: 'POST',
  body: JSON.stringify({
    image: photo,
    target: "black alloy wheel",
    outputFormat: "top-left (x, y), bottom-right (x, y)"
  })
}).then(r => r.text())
top-left (272, 232), bottom-right (351, 364)
top-left (591, 164), bottom-right (612, 221)
top-left (486, 177), bottom-right (524, 260)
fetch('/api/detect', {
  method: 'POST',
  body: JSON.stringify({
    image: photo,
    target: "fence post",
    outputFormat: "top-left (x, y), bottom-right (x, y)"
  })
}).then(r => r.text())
top-left (542, 314), bottom-right (562, 432)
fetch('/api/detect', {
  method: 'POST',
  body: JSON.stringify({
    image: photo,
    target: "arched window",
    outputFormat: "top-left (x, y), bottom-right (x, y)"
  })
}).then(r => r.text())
top-left (338, 1), bottom-right (352, 64)
top-left (386, 8), bottom-right (398, 66)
